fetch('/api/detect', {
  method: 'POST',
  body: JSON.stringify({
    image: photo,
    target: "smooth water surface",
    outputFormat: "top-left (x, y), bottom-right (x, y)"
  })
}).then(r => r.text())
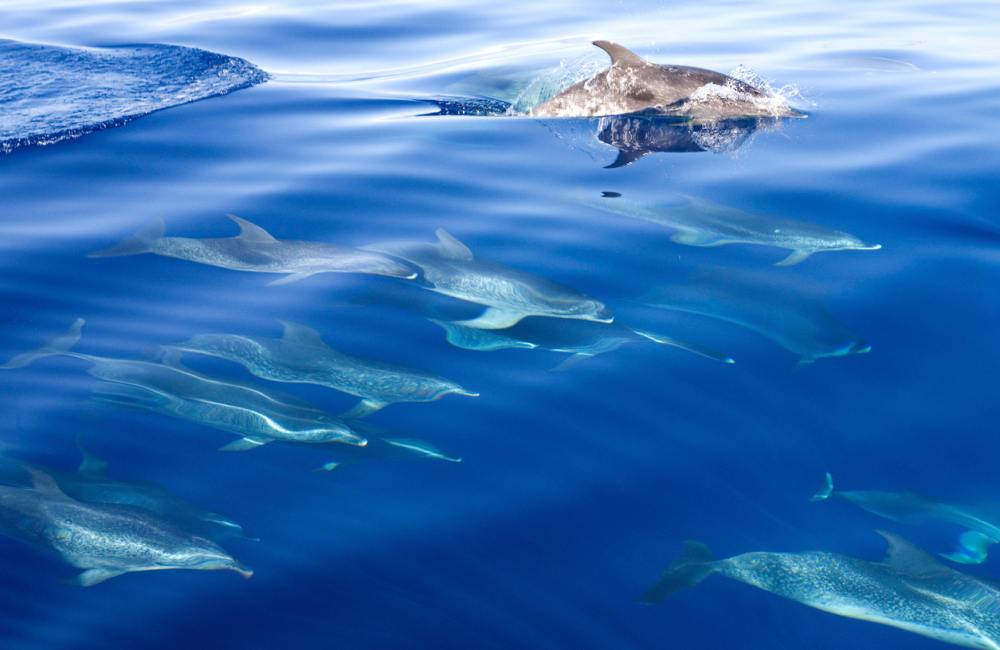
top-left (1, 1), bottom-right (999, 648)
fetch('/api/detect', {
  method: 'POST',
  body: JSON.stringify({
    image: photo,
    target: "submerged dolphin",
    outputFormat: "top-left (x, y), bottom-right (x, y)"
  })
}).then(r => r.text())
top-left (644, 531), bottom-right (1000, 649)
top-left (169, 321), bottom-right (477, 419)
top-left (365, 229), bottom-right (613, 329)
top-left (89, 215), bottom-right (418, 285)
top-left (0, 468), bottom-right (251, 586)
top-left (596, 115), bottom-right (766, 167)
top-left (531, 41), bottom-right (800, 119)
top-left (430, 318), bottom-right (734, 369)
top-left (814, 473), bottom-right (1000, 565)
top-left (643, 272), bottom-right (871, 364)
top-left (1, 319), bottom-right (367, 450)
top-left (586, 193), bottom-right (880, 266)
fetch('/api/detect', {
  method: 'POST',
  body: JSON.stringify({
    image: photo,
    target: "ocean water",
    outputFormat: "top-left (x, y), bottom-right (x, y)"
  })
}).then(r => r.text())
top-left (1, 1), bottom-right (1000, 648)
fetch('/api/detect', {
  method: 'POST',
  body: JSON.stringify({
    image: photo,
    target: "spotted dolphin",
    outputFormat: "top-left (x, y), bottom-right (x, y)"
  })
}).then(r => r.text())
top-left (585, 193), bottom-right (880, 266)
top-left (644, 531), bottom-right (1000, 649)
top-left (365, 229), bottom-right (613, 329)
top-left (169, 321), bottom-right (477, 418)
top-left (0, 319), bottom-right (367, 450)
top-left (530, 41), bottom-right (800, 119)
top-left (0, 468), bottom-right (251, 586)
top-left (89, 215), bottom-right (418, 285)
top-left (814, 473), bottom-right (1000, 565)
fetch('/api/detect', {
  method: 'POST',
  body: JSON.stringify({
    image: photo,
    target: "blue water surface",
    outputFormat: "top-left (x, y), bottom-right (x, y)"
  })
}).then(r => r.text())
top-left (1, 1), bottom-right (1000, 648)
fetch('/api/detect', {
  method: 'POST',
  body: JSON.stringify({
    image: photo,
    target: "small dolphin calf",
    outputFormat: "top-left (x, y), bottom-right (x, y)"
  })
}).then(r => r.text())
top-left (170, 321), bottom-right (477, 418)
top-left (645, 532), bottom-right (1000, 648)
top-left (814, 473), bottom-right (1000, 565)
top-left (0, 468), bottom-right (250, 586)
top-left (586, 193), bottom-right (880, 266)
top-left (90, 215), bottom-right (418, 285)
top-left (366, 229), bottom-right (613, 329)
top-left (1, 319), bottom-right (367, 450)
top-left (643, 272), bottom-right (871, 364)
top-left (531, 41), bottom-right (800, 119)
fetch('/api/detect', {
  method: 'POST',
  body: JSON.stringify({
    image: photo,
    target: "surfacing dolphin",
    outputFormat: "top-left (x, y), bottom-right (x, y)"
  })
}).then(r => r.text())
top-left (814, 473), bottom-right (1000, 565)
top-left (0, 468), bottom-right (251, 586)
top-left (169, 321), bottom-right (477, 419)
top-left (430, 318), bottom-right (734, 369)
top-left (0, 319), bottom-right (367, 450)
top-left (642, 271), bottom-right (871, 364)
top-left (586, 193), bottom-right (880, 266)
top-left (530, 41), bottom-right (801, 119)
top-left (365, 229), bottom-right (613, 329)
top-left (644, 531), bottom-right (1000, 649)
top-left (89, 215), bottom-right (418, 285)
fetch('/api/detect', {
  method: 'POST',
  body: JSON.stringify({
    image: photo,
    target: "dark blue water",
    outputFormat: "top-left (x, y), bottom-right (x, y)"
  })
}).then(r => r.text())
top-left (2, 1), bottom-right (1000, 648)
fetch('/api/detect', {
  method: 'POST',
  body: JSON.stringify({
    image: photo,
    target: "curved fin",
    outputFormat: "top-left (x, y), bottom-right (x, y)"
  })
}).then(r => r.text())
top-left (26, 467), bottom-right (68, 499)
top-left (454, 307), bottom-right (525, 330)
top-left (76, 437), bottom-right (108, 476)
top-left (877, 530), bottom-right (945, 575)
top-left (605, 149), bottom-right (649, 169)
top-left (88, 219), bottom-right (164, 258)
top-left (278, 321), bottom-right (326, 347)
top-left (219, 437), bottom-right (271, 452)
top-left (227, 214), bottom-right (277, 244)
top-left (1, 318), bottom-right (84, 369)
top-left (630, 328), bottom-right (735, 364)
top-left (941, 530), bottom-right (996, 565)
top-left (434, 228), bottom-right (474, 261)
top-left (551, 353), bottom-right (593, 372)
top-left (268, 272), bottom-right (317, 286)
top-left (341, 399), bottom-right (386, 419)
top-left (670, 231), bottom-right (725, 247)
top-left (593, 41), bottom-right (647, 67)
top-left (811, 472), bottom-right (835, 501)
top-left (77, 568), bottom-right (125, 587)
top-left (775, 249), bottom-right (812, 266)
top-left (641, 540), bottom-right (715, 603)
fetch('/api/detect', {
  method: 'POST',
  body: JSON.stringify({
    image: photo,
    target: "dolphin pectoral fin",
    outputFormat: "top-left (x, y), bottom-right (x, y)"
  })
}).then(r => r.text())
top-left (592, 41), bottom-right (647, 67)
top-left (454, 308), bottom-right (526, 330)
top-left (775, 249), bottom-right (813, 266)
top-left (267, 272), bottom-right (317, 286)
top-left (630, 329), bottom-right (735, 364)
top-left (811, 472), bottom-right (835, 501)
top-left (941, 531), bottom-right (995, 565)
top-left (550, 353), bottom-right (593, 372)
top-left (669, 231), bottom-right (725, 247)
top-left (341, 399), bottom-right (386, 419)
top-left (77, 568), bottom-right (126, 587)
top-left (219, 437), bottom-right (271, 452)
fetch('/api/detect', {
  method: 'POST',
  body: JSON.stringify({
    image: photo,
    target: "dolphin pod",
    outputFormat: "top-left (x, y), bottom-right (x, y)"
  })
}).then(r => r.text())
top-left (365, 229), bottom-right (613, 329)
top-left (585, 193), bottom-right (880, 266)
top-left (169, 321), bottom-right (478, 419)
top-left (644, 532), bottom-right (1000, 649)
top-left (89, 215), bottom-right (419, 285)
top-left (0, 467), bottom-right (250, 586)
top-left (814, 473), bottom-right (1000, 565)
top-left (530, 41), bottom-right (801, 119)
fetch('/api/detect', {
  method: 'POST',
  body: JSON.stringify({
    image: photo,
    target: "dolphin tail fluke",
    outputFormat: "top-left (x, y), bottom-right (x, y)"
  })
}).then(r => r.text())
top-left (88, 219), bottom-right (165, 258)
top-left (0, 318), bottom-right (84, 369)
top-left (630, 328), bottom-right (735, 364)
top-left (811, 472), bottom-right (835, 501)
top-left (941, 530), bottom-right (996, 565)
top-left (641, 540), bottom-right (716, 603)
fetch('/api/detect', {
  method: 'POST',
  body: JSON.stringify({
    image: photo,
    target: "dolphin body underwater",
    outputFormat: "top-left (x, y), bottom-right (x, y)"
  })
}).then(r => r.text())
top-left (814, 473), bottom-right (1000, 565)
top-left (0, 320), bottom-right (368, 450)
top-left (365, 229), bottom-right (613, 329)
top-left (0, 468), bottom-right (251, 586)
top-left (169, 321), bottom-right (478, 419)
top-left (0, 443), bottom-right (248, 541)
top-left (585, 193), bottom-right (880, 266)
top-left (530, 41), bottom-right (802, 119)
top-left (89, 215), bottom-right (418, 285)
top-left (644, 532), bottom-right (1000, 649)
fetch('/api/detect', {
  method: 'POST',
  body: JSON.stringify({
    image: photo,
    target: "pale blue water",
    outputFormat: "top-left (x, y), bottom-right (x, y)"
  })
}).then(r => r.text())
top-left (1, 1), bottom-right (1000, 648)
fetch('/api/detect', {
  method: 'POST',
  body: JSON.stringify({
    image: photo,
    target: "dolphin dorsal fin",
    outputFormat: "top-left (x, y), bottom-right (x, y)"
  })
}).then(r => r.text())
top-left (877, 530), bottom-right (946, 576)
top-left (27, 467), bottom-right (68, 499)
top-left (76, 437), bottom-right (109, 476)
top-left (227, 215), bottom-right (278, 244)
top-left (593, 41), bottom-right (647, 67)
top-left (434, 229), bottom-right (473, 261)
top-left (278, 321), bottom-right (326, 347)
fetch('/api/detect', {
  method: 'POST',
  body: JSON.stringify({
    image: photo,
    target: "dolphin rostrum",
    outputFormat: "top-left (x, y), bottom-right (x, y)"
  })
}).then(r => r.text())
top-left (814, 473), bottom-right (1000, 565)
top-left (365, 229), bottom-right (613, 329)
top-left (169, 321), bottom-right (477, 419)
top-left (89, 215), bottom-right (418, 285)
top-left (644, 531), bottom-right (1000, 649)
top-left (586, 193), bottom-right (880, 266)
top-left (0, 467), bottom-right (251, 586)
top-left (1, 319), bottom-right (367, 450)
top-left (430, 318), bottom-right (734, 369)
top-left (530, 41), bottom-right (801, 119)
